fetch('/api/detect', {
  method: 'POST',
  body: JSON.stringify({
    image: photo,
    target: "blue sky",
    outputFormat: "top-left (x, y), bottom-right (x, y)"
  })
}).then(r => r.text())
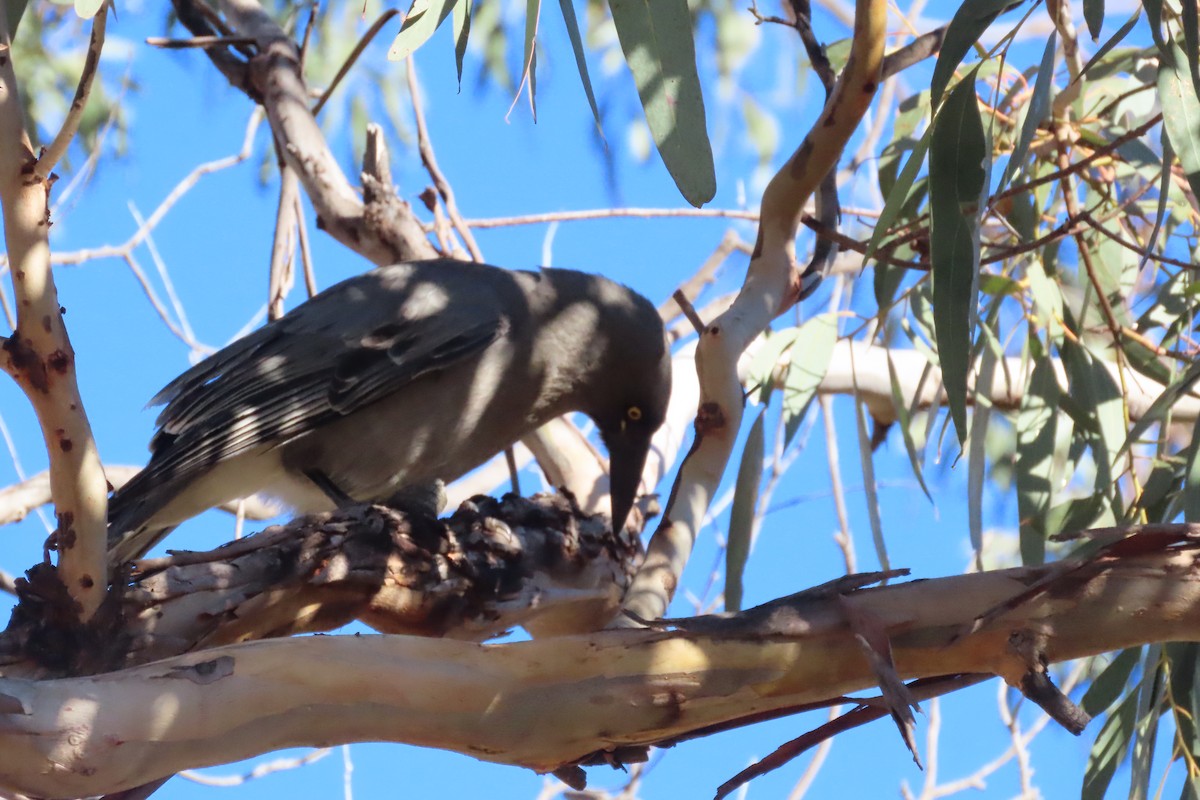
top-left (0, 0), bottom-right (1180, 797)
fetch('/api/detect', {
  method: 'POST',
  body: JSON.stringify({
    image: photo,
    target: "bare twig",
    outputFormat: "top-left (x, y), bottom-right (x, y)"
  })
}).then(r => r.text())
top-left (34, 5), bottom-right (108, 180)
top-left (405, 57), bottom-right (484, 262)
top-left (311, 10), bottom-right (399, 117)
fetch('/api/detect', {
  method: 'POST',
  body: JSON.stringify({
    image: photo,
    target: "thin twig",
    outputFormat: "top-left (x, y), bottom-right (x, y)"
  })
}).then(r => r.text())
top-left (311, 10), bottom-right (399, 117)
top-left (671, 290), bottom-right (707, 336)
top-left (405, 57), bottom-right (484, 262)
top-left (35, 4), bottom-right (108, 179)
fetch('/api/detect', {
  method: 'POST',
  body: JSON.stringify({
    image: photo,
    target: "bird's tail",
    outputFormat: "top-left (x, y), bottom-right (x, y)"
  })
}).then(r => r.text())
top-left (107, 472), bottom-right (177, 565)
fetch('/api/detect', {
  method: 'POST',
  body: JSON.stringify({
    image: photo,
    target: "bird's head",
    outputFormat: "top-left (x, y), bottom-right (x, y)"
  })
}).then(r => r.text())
top-left (591, 316), bottom-right (672, 534)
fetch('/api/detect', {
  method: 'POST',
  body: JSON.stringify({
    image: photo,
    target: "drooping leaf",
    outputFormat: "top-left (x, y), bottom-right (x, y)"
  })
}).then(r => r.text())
top-left (388, 0), bottom-right (459, 61)
top-left (516, 0), bottom-right (542, 120)
top-left (1082, 684), bottom-right (1139, 800)
top-left (7, 0), bottom-right (29, 35)
top-left (1082, 647), bottom-right (1142, 716)
top-left (782, 313), bottom-right (839, 444)
top-left (1183, 412), bottom-right (1200, 521)
top-left (999, 31), bottom-right (1056, 192)
top-left (1182, 0), bottom-right (1200, 102)
top-left (748, 327), bottom-right (803, 404)
top-left (968, 323), bottom-right (1002, 565)
top-left (854, 399), bottom-right (890, 571)
top-left (1016, 346), bottom-right (1059, 566)
top-left (1120, 357), bottom-right (1200, 459)
top-left (609, 0), bottom-right (716, 206)
top-left (451, 0), bottom-right (473, 89)
top-left (1129, 645), bottom-right (1165, 800)
top-left (74, 0), bottom-right (103, 18)
top-left (1159, 40), bottom-right (1200, 202)
top-left (929, 70), bottom-right (987, 446)
top-left (1079, 9), bottom-right (1142, 81)
top-left (1136, 129), bottom-right (1176, 274)
top-left (929, 0), bottom-right (1025, 107)
top-left (886, 352), bottom-right (933, 502)
top-left (867, 127), bottom-right (931, 270)
top-left (1083, 0), bottom-right (1104, 40)
top-left (1062, 343), bottom-right (1125, 496)
top-left (1143, 0), bottom-right (1167, 50)
top-left (556, 0), bottom-right (602, 134)
top-left (1026, 258), bottom-right (1065, 345)
top-left (725, 408), bottom-right (765, 612)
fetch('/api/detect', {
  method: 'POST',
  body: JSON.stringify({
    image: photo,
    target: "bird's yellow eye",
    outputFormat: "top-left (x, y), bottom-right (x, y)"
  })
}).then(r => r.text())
top-left (626, 406), bottom-right (643, 421)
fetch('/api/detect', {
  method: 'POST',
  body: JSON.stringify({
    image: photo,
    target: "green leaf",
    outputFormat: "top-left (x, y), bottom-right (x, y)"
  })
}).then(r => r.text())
top-left (1184, 412), bottom-right (1200, 521)
top-left (1120, 358), bottom-right (1200, 459)
top-left (1026, 258), bottom-right (1064, 345)
top-left (452, 0), bottom-right (473, 89)
top-left (518, 0), bottom-right (542, 120)
top-left (1016, 349), bottom-right (1059, 566)
top-left (748, 327), bottom-right (803, 404)
top-left (725, 408), bottom-right (765, 612)
top-left (1143, 0), bottom-right (1167, 51)
top-left (1160, 40), bottom-right (1200, 202)
top-left (999, 31), bottom-right (1056, 192)
top-left (556, 0), bottom-right (601, 135)
top-left (886, 352), bottom-right (933, 502)
top-left (1082, 684), bottom-right (1139, 800)
top-left (609, 0), bottom-right (716, 206)
top-left (1182, 0), bottom-right (1200, 103)
top-left (1063, 344), bottom-right (1125, 493)
top-left (74, 0), bottom-right (102, 18)
top-left (930, 0), bottom-right (1025, 107)
top-left (968, 325), bottom-right (1000, 566)
top-left (7, 0), bottom-right (29, 35)
top-left (868, 127), bottom-right (931, 268)
top-left (855, 399), bottom-right (890, 571)
top-left (1083, 0), bottom-right (1104, 40)
top-left (929, 70), bottom-right (987, 446)
top-left (782, 314), bottom-right (839, 438)
top-left (1082, 648), bottom-right (1142, 716)
top-left (742, 95), bottom-right (780, 165)
top-left (1130, 646), bottom-right (1165, 800)
top-left (1079, 9), bottom-right (1142, 82)
top-left (388, 0), bottom-right (459, 61)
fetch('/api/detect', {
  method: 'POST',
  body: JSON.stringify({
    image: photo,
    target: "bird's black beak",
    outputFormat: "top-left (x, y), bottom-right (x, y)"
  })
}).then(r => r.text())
top-left (606, 431), bottom-right (651, 533)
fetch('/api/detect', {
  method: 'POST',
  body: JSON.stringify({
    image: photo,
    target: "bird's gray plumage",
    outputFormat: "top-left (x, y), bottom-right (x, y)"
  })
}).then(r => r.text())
top-left (107, 259), bottom-right (671, 564)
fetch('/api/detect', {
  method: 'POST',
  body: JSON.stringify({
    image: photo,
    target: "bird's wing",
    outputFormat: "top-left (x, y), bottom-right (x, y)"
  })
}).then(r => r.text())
top-left (139, 289), bottom-right (505, 484)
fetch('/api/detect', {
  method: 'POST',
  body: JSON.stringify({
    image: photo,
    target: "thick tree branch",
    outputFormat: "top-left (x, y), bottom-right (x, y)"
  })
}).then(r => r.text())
top-left (2, 526), bottom-right (1199, 798)
top-left (623, 0), bottom-right (887, 621)
top-left (200, 0), bottom-right (435, 265)
top-left (0, 8), bottom-right (108, 619)
top-left (0, 494), bottom-right (638, 677)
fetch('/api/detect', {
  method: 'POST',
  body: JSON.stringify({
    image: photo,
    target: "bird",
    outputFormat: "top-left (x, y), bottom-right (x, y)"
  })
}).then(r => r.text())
top-left (107, 258), bottom-right (672, 565)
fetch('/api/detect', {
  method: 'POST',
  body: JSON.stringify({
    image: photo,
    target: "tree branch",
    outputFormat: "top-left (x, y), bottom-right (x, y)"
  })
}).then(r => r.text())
top-left (622, 0), bottom-right (888, 622)
top-left (2, 525), bottom-right (1199, 798)
top-left (0, 7), bottom-right (108, 619)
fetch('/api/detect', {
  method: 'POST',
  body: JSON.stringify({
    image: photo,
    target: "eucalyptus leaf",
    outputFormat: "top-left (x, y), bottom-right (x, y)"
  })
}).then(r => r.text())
top-left (609, 0), bottom-right (716, 206)
top-left (1079, 10), bottom-right (1142, 82)
top-left (999, 31), bottom-right (1056, 192)
top-left (1016, 348), bottom-right (1059, 565)
top-left (929, 70), bottom-right (987, 446)
top-left (930, 0), bottom-right (1025, 107)
top-left (452, 0), bottom-right (472, 89)
top-left (1082, 684), bottom-right (1139, 800)
top-left (725, 408), bottom-right (766, 612)
top-left (556, 0), bottom-right (602, 134)
top-left (1083, 0), bottom-right (1103, 40)
top-left (1159, 40), bottom-right (1200, 202)
top-left (388, 0), bottom-right (459, 61)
